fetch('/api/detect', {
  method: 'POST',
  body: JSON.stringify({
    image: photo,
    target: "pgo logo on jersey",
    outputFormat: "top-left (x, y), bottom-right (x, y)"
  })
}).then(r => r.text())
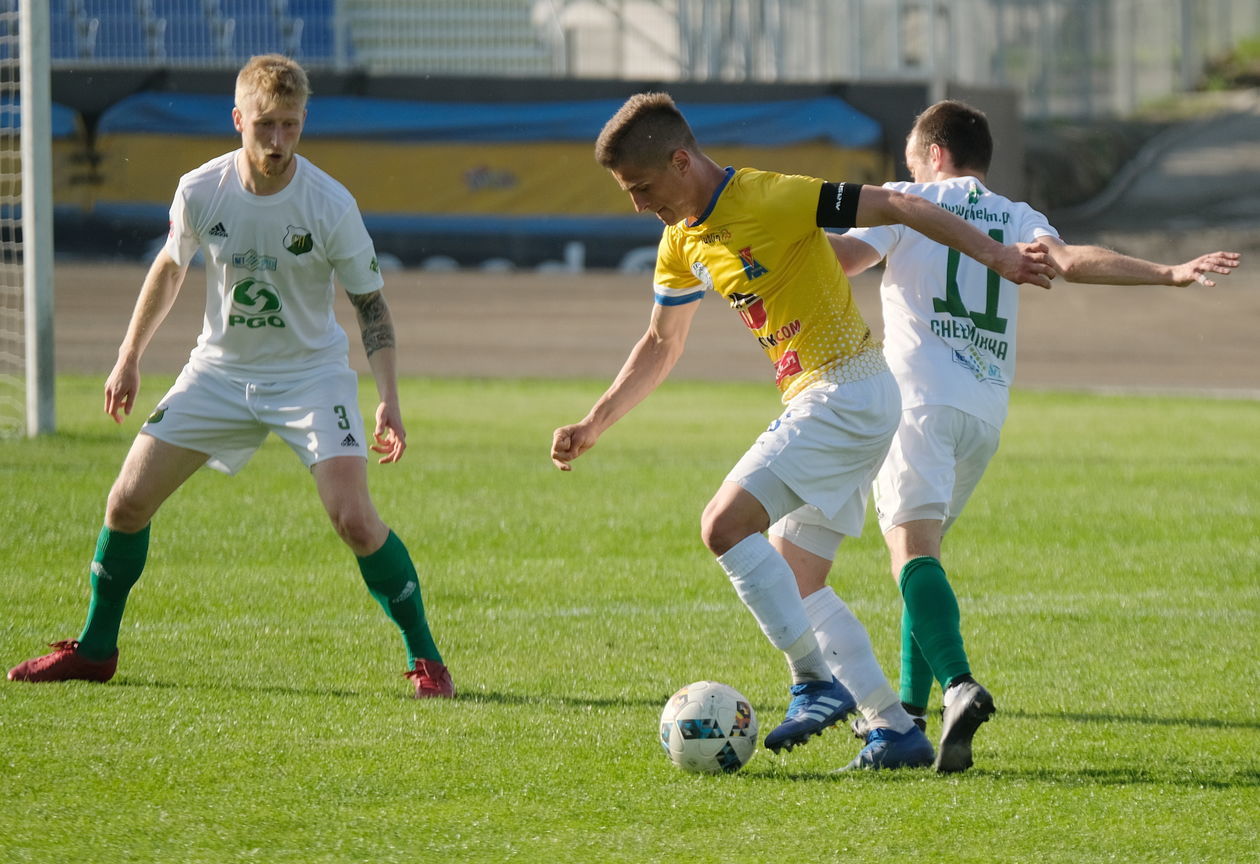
top-left (738, 246), bottom-right (768, 280)
top-left (229, 277), bottom-right (285, 328)
top-left (730, 291), bottom-right (767, 330)
top-left (284, 226), bottom-right (313, 256)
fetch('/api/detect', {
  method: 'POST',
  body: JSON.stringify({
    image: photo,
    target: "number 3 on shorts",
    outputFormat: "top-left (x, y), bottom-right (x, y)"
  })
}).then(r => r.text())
top-left (333, 404), bottom-right (350, 430)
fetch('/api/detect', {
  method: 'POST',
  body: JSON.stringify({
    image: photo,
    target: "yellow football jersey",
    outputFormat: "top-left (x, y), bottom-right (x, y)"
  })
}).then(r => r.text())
top-left (653, 167), bottom-right (881, 401)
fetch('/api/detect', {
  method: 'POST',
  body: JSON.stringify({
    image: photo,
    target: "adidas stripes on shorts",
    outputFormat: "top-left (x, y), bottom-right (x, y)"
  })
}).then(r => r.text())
top-left (140, 362), bottom-right (368, 475)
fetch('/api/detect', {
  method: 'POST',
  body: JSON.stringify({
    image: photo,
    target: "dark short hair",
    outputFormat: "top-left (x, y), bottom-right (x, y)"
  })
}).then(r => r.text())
top-left (911, 100), bottom-right (993, 174)
top-left (594, 92), bottom-right (699, 170)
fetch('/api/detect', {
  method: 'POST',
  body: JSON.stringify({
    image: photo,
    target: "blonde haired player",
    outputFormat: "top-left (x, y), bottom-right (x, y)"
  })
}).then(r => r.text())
top-left (830, 99), bottom-right (1239, 771)
top-left (551, 92), bottom-right (1055, 768)
top-left (8, 55), bottom-right (453, 698)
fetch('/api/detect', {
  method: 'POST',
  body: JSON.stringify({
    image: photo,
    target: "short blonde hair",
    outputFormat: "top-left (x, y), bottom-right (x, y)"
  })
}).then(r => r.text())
top-left (235, 54), bottom-right (310, 113)
top-left (594, 92), bottom-right (698, 170)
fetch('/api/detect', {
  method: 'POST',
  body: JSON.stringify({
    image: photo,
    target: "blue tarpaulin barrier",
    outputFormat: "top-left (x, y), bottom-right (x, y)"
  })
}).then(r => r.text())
top-left (97, 92), bottom-right (882, 148)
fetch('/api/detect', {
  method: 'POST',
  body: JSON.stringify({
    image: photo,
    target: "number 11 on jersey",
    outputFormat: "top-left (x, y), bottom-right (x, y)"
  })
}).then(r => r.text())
top-left (932, 228), bottom-right (1009, 335)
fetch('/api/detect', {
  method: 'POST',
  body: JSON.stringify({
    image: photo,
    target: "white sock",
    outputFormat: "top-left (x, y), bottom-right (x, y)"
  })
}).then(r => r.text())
top-left (785, 631), bottom-right (831, 684)
top-left (717, 534), bottom-right (828, 680)
top-left (802, 585), bottom-right (916, 734)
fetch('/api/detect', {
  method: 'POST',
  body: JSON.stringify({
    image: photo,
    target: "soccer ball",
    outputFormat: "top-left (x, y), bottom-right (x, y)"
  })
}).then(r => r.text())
top-left (658, 680), bottom-right (758, 773)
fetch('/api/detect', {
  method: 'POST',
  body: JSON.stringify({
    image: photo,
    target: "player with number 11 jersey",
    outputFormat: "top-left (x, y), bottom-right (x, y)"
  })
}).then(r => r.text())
top-left (832, 98), bottom-right (1237, 773)
top-left (847, 176), bottom-right (1058, 429)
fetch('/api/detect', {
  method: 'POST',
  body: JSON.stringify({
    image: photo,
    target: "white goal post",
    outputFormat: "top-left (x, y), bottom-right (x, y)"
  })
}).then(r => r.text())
top-left (0, 1), bottom-right (53, 437)
top-left (22, 0), bottom-right (53, 436)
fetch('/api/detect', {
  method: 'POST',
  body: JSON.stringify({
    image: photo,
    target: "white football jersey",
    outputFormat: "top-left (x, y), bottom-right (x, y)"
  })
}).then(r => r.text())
top-left (846, 177), bottom-right (1058, 428)
top-left (164, 151), bottom-right (384, 380)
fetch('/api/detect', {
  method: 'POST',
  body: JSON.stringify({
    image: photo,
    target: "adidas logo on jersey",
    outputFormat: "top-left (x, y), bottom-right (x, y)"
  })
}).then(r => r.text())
top-left (209, 222), bottom-right (229, 238)
top-left (341, 433), bottom-right (358, 447)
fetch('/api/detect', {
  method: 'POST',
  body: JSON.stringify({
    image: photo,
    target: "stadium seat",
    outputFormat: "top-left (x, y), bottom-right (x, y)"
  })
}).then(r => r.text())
top-left (161, 13), bottom-right (221, 60)
top-left (277, 0), bottom-right (336, 62)
top-left (50, 14), bottom-right (80, 59)
top-left (88, 14), bottom-right (151, 60)
top-left (228, 14), bottom-right (283, 59)
top-left (294, 15), bottom-right (335, 61)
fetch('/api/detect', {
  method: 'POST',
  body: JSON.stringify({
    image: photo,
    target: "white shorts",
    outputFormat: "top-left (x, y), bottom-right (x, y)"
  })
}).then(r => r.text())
top-left (726, 371), bottom-right (900, 559)
top-left (140, 363), bottom-right (368, 475)
top-left (873, 404), bottom-right (1000, 534)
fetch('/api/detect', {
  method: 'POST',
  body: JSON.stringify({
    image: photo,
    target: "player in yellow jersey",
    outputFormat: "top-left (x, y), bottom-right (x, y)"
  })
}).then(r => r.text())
top-left (550, 92), bottom-right (1054, 768)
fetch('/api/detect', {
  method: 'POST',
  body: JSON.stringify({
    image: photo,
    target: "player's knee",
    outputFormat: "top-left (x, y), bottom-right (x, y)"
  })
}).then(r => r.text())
top-left (329, 507), bottom-right (386, 555)
top-left (104, 486), bottom-right (153, 534)
top-left (699, 506), bottom-right (749, 557)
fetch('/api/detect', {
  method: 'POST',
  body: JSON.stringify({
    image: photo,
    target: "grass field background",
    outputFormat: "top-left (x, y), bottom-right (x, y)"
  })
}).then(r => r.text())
top-left (1, 376), bottom-right (1257, 863)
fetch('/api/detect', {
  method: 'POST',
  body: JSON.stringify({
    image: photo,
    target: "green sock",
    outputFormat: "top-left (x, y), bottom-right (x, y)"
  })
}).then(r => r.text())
top-left (899, 600), bottom-right (935, 709)
top-left (357, 530), bottom-right (442, 666)
top-left (78, 524), bottom-right (149, 660)
top-left (899, 556), bottom-right (970, 690)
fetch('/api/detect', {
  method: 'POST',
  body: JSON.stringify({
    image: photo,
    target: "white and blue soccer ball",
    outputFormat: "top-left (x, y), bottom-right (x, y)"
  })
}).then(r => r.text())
top-left (659, 681), bottom-right (758, 773)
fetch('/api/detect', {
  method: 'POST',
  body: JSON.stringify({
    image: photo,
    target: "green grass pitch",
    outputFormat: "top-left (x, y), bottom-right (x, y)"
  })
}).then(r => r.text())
top-left (1, 376), bottom-right (1256, 862)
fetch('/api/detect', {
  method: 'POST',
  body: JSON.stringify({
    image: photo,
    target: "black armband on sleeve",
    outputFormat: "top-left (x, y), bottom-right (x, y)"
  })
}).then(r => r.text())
top-left (816, 181), bottom-right (862, 229)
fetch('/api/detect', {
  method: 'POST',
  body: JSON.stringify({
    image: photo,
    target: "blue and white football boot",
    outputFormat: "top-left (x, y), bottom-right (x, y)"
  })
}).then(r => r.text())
top-left (841, 724), bottom-right (935, 771)
top-left (763, 676), bottom-right (856, 753)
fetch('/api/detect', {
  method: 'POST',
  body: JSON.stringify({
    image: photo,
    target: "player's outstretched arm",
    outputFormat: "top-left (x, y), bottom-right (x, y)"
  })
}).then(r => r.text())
top-left (854, 185), bottom-right (1056, 288)
top-left (105, 249), bottom-right (189, 423)
top-left (1044, 238), bottom-right (1242, 287)
top-left (551, 300), bottom-right (699, 472)
top-left (349, 289), bottom-right (406, 464)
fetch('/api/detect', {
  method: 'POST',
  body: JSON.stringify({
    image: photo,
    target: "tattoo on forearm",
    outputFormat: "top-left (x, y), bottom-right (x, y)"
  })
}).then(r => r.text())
top-left (350, 291), bottom-right (396, 357)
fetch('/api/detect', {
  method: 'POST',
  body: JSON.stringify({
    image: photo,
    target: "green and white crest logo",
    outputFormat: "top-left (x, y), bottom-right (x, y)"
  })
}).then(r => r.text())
top-left (284, 226), bottom-right (313, 256)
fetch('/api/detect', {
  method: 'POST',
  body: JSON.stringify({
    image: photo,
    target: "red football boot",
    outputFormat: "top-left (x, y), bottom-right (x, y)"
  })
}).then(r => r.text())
top-left (8, 640), bottom-right (118, 683)
top-left (404, 658), bottom-right (454, 699)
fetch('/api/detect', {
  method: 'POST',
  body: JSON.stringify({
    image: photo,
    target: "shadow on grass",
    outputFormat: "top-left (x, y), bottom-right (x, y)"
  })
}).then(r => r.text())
top-left (107, 679), bottom-right (669, 709)
top-left (740, 765), bottom-right (1260, 789)
top-left (110, 677), bottom-right (369, 700)
top-left (1004, 708), bottom-right (1260, 731)
top-left (452, 688), bottom-right (666, 710)
top-left (102, 685), bottom-right (1259, 736)
top-left (981, 766), bottom-right (1260, 789)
